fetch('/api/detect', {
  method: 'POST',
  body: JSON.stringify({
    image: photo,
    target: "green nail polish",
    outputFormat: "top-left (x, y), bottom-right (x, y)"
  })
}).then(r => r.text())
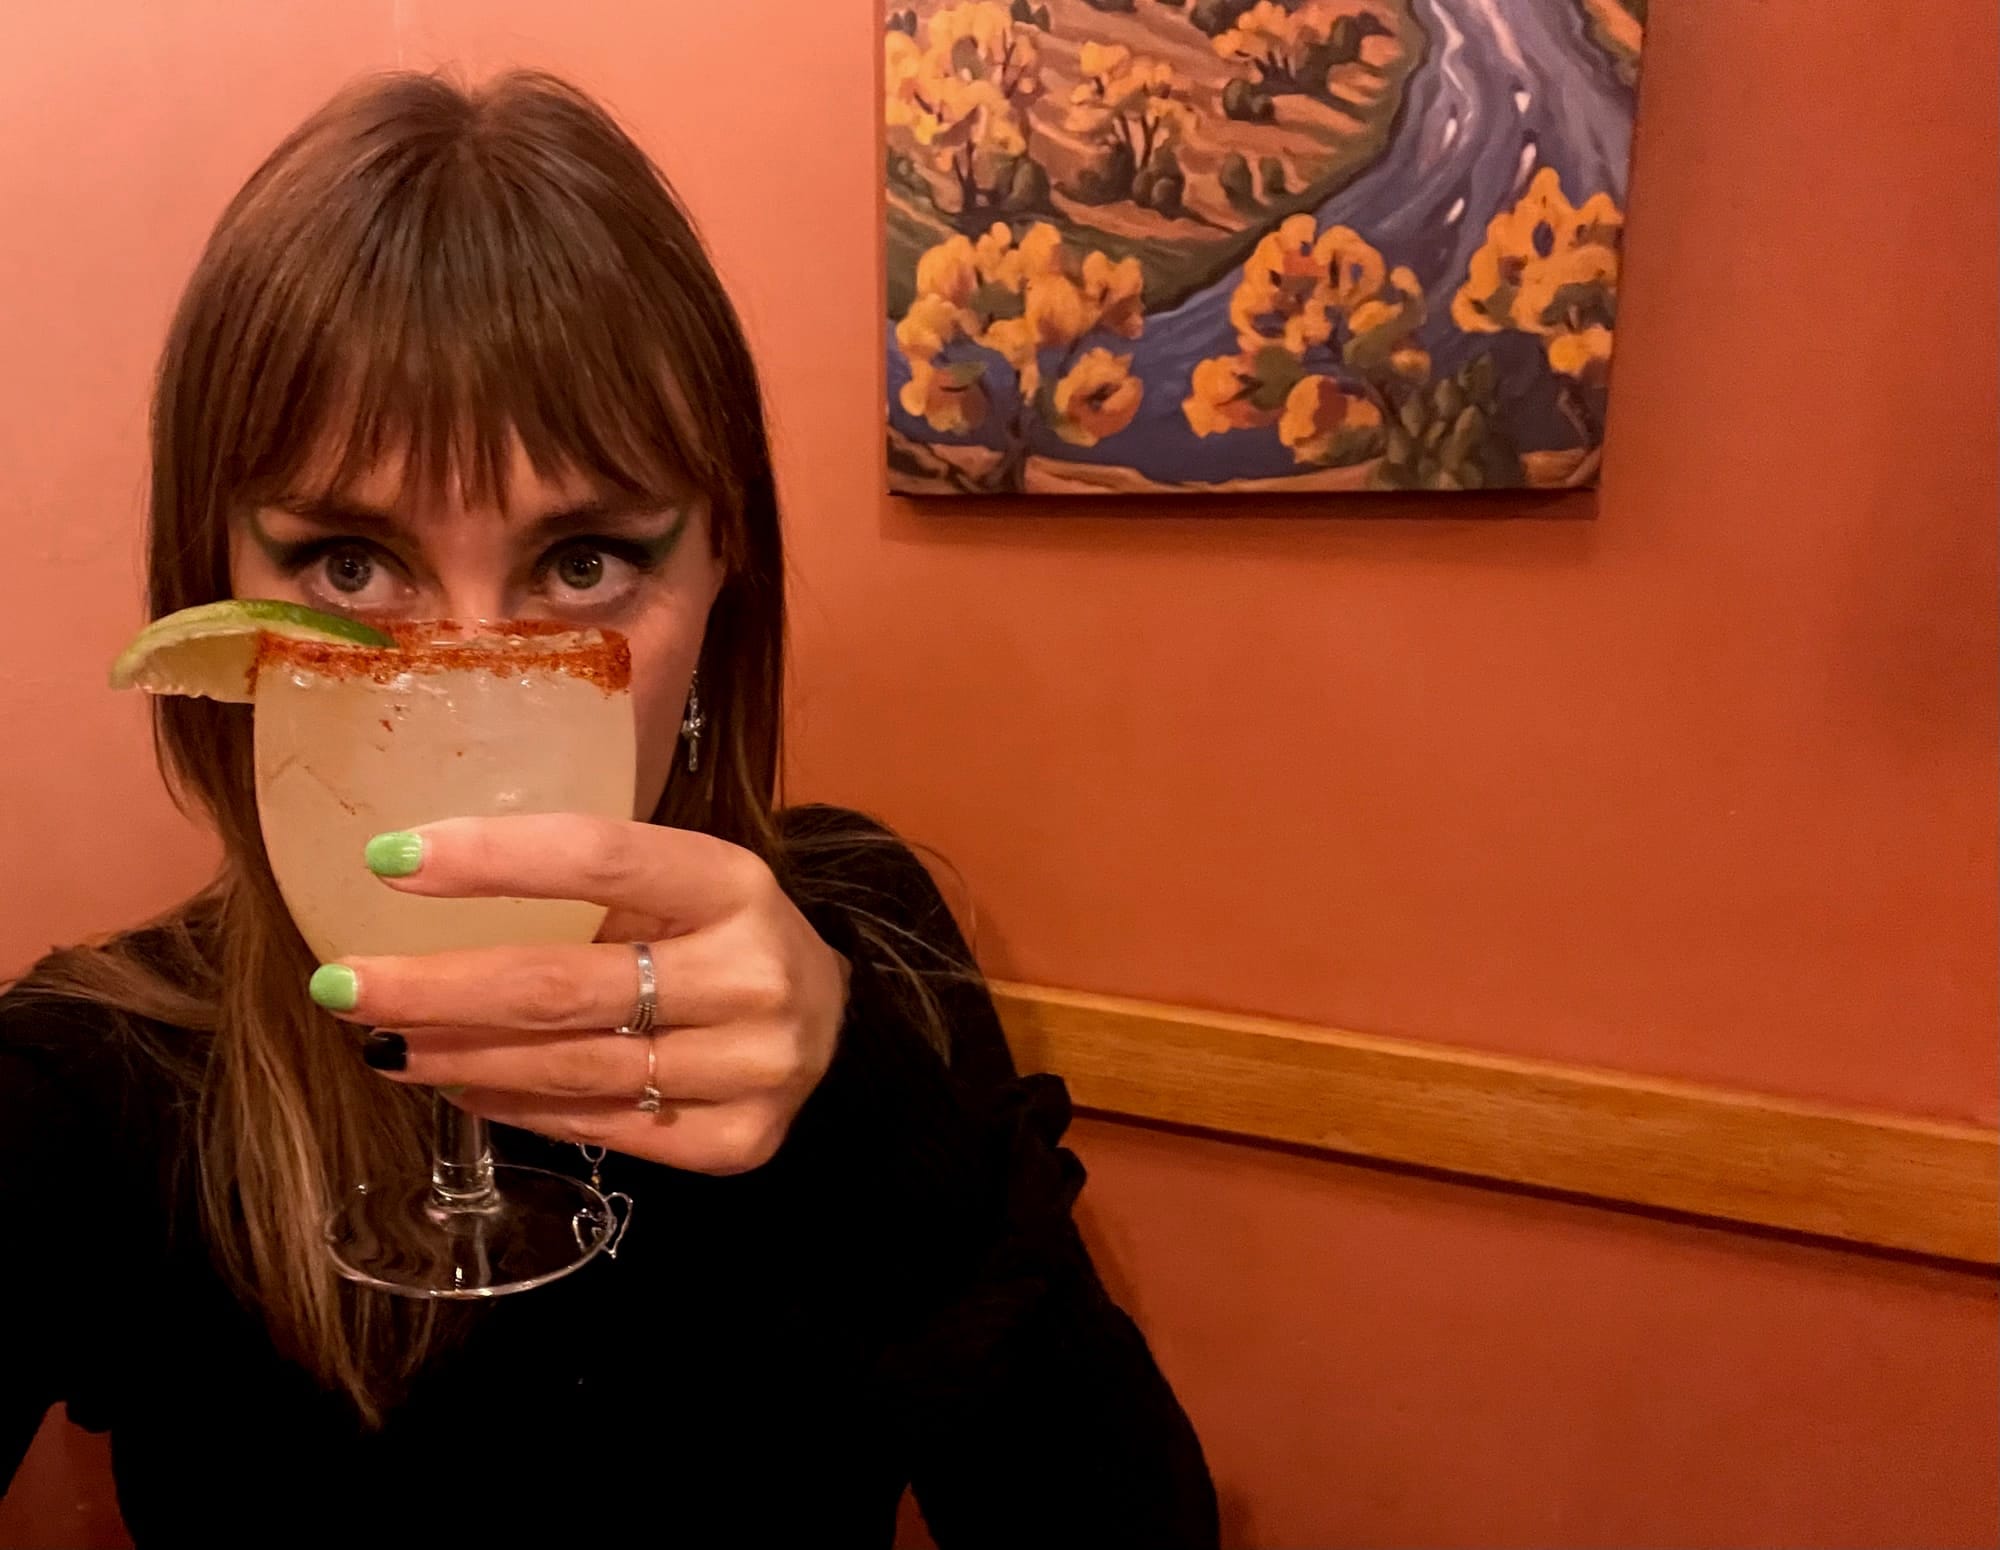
top-left (309, 964), bottom-right (359, 1012)
top-left (365, 830), bottom-right (424, 877)
top-left (439, 1085), bottom-right (467, 1099)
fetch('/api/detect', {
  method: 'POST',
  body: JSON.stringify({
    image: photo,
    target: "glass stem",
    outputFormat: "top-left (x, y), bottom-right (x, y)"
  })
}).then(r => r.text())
top-left (430, 1092), bottom-right (497, 1209)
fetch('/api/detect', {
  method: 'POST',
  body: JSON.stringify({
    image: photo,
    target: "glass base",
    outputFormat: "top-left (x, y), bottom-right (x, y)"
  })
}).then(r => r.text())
top-left (327, 1164), bottom-right (625, 1299)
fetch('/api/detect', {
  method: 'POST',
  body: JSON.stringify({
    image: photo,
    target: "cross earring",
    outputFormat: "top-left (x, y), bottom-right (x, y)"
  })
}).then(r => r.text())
top-left (680, 669), bottom-right (704, 775)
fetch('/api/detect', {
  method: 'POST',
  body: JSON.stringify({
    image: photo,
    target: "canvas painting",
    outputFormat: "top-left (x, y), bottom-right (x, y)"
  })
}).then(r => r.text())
top-left (884, 0), bottom-right (1644, 496)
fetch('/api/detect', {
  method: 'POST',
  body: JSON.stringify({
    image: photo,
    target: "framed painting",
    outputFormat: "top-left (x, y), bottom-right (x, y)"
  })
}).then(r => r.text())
top-left (883, 0), bottom-right (1644, 496)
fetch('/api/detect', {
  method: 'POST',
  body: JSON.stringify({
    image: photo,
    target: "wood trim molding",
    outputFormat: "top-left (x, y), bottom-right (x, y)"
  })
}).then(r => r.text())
top-left (992, 983), bottom-right (2000, 1267)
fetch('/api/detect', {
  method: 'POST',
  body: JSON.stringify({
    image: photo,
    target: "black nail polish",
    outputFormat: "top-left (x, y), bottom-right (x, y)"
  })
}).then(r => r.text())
top-left (361, 1032), bottom-right (407, 1072)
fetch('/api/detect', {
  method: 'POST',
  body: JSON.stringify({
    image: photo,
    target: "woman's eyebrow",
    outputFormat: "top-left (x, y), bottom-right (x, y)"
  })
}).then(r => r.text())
top-left (242, 500), bottom-right (402, 567)
top-left (519, 495), bottom-right (679, 545)
top-left (263, 492), bottom-right (677, 545)
top-left (265, 494), bottom-right (409, 537)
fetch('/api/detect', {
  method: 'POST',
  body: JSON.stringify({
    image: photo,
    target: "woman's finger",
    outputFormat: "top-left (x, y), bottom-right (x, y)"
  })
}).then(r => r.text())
top-left (316, 925), bottom-right (779, 1033)
top-left (360, 813), bottom-right (764, 928)
top-left (365, 1022), bottom-right (800, 1104)
top-left (447, 1087), bottom-right (791, 1177)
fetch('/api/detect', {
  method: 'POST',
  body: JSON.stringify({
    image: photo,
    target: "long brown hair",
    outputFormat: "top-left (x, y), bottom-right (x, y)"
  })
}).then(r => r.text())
top-left (15, 67), bottom-right (896, 1424)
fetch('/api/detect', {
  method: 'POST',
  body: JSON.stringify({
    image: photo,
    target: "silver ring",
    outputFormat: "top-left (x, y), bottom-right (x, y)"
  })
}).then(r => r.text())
top-left (616, 942), bottom-right (657, 1037)
top-left (636, 1036), bottom-right (663, 1114)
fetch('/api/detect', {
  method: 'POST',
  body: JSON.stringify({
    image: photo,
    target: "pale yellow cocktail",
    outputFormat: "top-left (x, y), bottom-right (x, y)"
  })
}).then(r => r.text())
top-left (113, 605), bottom-right (640, 1297)
top-left (252, 622), bottom-right (635, 961)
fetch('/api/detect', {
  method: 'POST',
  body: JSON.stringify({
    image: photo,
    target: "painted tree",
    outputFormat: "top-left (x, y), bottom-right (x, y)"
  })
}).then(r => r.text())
top-left (895, 222), bottom-right (1148, 491)
top-left (1452, 167), bottom-right (1623, 447)
top-left (1183, 213), bottom-right (1530, 488)
top-left (1212, 1), bottom-right (1390, 100)
top-left (884, 3), bottom-right (1049, 228)
top-left (1063, 43), bottom-right (1194, 212)
top-left (1183, 214), bottom-right (1426, 468)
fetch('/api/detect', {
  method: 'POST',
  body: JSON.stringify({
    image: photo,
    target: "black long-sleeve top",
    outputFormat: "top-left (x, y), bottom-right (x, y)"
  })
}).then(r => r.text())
top-left (0, 806), bottom-right (1217, 1547)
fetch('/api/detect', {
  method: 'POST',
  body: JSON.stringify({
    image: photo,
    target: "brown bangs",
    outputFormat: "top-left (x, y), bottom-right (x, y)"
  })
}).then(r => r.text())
top-left (171, 68), bottom-right (747, 552)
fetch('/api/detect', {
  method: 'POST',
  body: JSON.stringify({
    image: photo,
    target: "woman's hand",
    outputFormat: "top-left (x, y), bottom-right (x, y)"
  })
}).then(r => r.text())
top-left (310, 814), bottom-right (849, 1175)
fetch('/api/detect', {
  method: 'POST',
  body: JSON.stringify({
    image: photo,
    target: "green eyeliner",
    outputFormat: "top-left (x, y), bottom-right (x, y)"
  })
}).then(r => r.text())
top-left (243, 508), bottom-right (299, 567)
top-left (630, 507), bottom-right (691, 566)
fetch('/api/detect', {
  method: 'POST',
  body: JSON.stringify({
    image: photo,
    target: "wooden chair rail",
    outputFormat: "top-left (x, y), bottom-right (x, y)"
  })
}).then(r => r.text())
top-left (993, 983), bottom-right (2000, 1266)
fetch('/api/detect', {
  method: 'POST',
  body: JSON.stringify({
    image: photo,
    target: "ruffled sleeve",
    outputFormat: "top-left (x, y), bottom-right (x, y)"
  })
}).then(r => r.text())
top-left (770, 806), bottom-right (1219, 1550)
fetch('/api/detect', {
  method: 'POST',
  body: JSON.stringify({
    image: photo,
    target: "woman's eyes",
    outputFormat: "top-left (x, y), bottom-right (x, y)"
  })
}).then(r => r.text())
top-left (535, 539), bottom-right (655, 604)
top-left (551, 547), bottom-right (607, 591)
top-left (302, 543), bottom-right (408, 610)
top-left (280, 537), bottom-right (658, 615)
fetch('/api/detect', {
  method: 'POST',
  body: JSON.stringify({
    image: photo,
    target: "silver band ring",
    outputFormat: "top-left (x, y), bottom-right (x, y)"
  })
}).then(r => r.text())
top-left (616, 942), bottom-right (657, 1037)
top-left (637, 1036), bottom-right (663, 1114)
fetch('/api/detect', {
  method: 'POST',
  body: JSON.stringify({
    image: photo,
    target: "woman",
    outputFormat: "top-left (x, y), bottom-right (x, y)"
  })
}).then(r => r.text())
top-left (0, 69), bottom-right (1216, 1546)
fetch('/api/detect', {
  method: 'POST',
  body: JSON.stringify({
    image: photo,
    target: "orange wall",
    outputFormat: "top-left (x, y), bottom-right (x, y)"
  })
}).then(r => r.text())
top-left (3, 2), bottom-right (1996, 1548)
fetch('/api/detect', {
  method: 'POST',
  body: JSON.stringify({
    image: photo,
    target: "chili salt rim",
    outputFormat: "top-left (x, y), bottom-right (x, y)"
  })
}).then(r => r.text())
top-left (254, 618), bottom-right (632, 692)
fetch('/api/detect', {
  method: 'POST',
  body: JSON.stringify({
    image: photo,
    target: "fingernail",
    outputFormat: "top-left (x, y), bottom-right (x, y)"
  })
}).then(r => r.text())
top-left (309, 964), bottom-right (359, 1012)
top-left (361, 1032), bottom-right (407, 1072)
top-left (365, 830), bottom-right (425, 877)
top-left (439, 1084), bottom-right (467, 1098)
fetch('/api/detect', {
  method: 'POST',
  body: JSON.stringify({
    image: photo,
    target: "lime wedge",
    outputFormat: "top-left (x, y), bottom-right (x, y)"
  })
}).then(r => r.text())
top-left (109, 600), bottom-right (394, 703)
